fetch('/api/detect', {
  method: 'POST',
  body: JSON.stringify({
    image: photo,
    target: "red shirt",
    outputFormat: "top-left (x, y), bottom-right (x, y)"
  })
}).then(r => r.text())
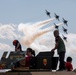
top-left (65, 62), bottom-right (73, 71)
top-left (25, 56), bottom-right (32, 67)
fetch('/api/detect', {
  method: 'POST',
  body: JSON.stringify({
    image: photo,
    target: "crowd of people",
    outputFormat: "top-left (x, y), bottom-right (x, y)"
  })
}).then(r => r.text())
top-left (12, 30), bottom-right (73, 71)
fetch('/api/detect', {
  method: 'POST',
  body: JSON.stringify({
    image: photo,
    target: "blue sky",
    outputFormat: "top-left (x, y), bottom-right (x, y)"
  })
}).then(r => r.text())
top-left (0, 0), bottom-right (76, 33)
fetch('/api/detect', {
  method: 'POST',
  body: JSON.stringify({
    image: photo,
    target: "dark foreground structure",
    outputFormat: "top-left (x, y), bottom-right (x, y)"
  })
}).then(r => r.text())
top-left (0, 51), bottom-right (58, 70)
top-left (0, 51), bottom-right (76, 75)
top-left (0, 71), bottom-right (76, 75)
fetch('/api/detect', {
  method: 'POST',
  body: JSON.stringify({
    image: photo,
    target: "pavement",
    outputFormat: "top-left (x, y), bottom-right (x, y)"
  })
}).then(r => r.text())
top-left (0, 71), bottom-right (76, 75)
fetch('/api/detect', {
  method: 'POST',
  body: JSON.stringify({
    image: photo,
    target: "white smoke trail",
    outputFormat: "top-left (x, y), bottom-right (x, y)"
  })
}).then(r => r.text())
top-left (18, 19), bottom-right (63, 53)
top-left (33, 22), bottom-right (63, 39)
top-left (33, 18), bottom-right (55, 30)
top-left (18, 18), bottom-right (55, 35)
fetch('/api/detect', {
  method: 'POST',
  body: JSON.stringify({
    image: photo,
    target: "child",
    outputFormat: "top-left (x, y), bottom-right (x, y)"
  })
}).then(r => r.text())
top-left (65, 56), bottom-right (73, 71)
top-left (25, 48), bottom-right (35, 67)
top-left (13, 40), bottom-right (22, 51)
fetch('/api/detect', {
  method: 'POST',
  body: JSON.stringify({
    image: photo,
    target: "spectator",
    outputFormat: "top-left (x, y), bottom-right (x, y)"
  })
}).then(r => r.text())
top-left (51, 30), bottom-right (66, 71)
top-left (12, 40), bottom-right (22, 68)
top-left (65, 56), bottom-right (73, 71)
top-left (13, 40), bottom-right (22, 51)
top-left (25, 48), bottom-right (35, 67)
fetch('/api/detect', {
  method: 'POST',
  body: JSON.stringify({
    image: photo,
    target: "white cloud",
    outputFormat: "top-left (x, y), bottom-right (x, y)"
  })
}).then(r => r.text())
top-left (0, 43), bottom-right (13, 51)
top-left (0, 24), bottom-right (20, 40)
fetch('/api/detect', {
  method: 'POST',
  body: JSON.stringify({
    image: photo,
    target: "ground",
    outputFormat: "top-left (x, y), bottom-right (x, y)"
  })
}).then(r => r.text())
top-left (0, 71), bottom-right (76, 75)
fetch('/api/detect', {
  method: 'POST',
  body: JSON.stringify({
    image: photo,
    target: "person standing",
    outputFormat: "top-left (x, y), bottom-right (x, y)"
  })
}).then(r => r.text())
top-left (13, 40), bottom-right (22, 51)
top-left (12, 40), bottom-right (23, 68)
top-left (51, 30), bottom-right (66, 71)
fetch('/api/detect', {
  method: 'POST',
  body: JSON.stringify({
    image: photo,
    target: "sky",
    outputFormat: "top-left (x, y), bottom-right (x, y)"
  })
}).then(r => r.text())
top-left (0, 0), bottom-right (76, 69)
top-left (0, 0), bottom-right (76, 33)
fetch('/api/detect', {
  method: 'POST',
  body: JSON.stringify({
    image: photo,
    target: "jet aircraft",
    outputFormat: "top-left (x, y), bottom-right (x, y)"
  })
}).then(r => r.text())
top-left (62, 35), bottom-right (67, 42)
top-left (62, 18), bottom-right (68, 26)
top-left (62, 26), bottom-right (68, 34)
top-left (54, 23), bottom-right (59, 29)
top-left (54, 13), bottom-right (60, 21)
top-left (45, 9), bottom-right (51, 18)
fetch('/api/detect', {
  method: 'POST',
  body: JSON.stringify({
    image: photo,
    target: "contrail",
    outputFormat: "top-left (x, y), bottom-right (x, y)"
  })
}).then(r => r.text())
top-left (33, 18), bottom-right (55, 30)
top-left (29, 22), bottom-right (63, 41)
top-left (19, 18), bottom-right (63, 47)
top-left (18, 18), bottom-right (55, 36)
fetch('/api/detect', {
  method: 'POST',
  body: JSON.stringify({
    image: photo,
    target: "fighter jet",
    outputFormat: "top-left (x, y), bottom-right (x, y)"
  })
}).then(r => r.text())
top-left (54, 23), bottom-right (59, 29)
top-left (54, 13), bottom-right (60, 21)
top-left (62, 26), bottom-right (68, 34)
top-left (62, 35), bottom-right (67, 42)
top-left (62, 18), bottom-right (68, 26)
top-left (45, 9), bottom-right (51, 18)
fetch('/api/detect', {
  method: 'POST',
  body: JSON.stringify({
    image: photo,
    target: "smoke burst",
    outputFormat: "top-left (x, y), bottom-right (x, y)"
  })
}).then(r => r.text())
top-left (18, 18), bottom-right (63, 53)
